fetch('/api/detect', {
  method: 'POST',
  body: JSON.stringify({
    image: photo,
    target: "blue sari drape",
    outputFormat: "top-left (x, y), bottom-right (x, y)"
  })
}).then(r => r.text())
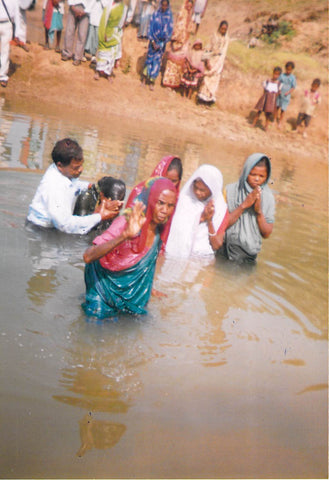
top-left (144, 6), bottom-right (173, 81)
top-left (82, 235), bottom-right (161, 319)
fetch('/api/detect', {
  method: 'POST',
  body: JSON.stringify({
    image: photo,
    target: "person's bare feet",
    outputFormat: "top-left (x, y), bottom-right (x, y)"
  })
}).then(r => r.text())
top-left (94, 71), bottom-right (100, 80)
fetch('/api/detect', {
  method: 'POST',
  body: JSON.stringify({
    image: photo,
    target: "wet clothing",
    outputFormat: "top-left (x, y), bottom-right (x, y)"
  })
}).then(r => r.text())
top-left (166, 164), bottom-right (228, 258)
top-left (27, 163), bottom-right (101, 234)
top-left (126, 155), bottom-right (181, 208)
top-left (82, 177), bottom-right (177, 319)
top-left (82, 224), bottom-right (161, 318)
top-left (221, 153), bottom-right (275, 263)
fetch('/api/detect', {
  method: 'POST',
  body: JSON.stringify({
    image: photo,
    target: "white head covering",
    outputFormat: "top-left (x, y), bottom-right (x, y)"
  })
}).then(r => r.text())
top-left (165, 164), bottom-right (227, 258)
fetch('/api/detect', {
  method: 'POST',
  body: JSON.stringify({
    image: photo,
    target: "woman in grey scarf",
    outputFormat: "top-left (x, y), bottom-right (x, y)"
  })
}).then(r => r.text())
top-left (220, 153), bottom-right (275, 263)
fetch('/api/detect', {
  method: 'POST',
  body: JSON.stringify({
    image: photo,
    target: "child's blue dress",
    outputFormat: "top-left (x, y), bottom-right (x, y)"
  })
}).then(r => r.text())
top-left (276, 72), bottom-right (296, 111)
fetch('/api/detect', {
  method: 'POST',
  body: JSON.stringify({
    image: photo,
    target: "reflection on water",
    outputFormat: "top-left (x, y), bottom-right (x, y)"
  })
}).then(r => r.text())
top-left (0, 100), bottom-right (328, 478)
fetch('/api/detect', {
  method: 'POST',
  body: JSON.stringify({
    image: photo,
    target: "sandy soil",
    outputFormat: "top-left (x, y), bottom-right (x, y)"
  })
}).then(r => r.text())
top-left (2, 0), bottom-right (328, 164)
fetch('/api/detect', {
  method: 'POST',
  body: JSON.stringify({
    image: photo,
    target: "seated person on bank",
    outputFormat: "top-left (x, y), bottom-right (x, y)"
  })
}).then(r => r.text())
top-left (74, 176), bottom-right (126, 233)
top-left (27, 138), bottom-right (120, 235)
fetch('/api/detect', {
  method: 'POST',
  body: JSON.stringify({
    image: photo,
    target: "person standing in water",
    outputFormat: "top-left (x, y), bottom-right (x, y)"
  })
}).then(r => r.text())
top-left (220, 153), bottom-right (275, 264)
top-left (27, 138), bottom-right (120, 234)
top-left (82, 177), bottom-right (177, 319)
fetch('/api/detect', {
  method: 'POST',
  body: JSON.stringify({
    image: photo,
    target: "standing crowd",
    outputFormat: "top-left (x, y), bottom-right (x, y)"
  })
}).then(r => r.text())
top-left (1, 0), bottom-right (322, 134)
top-left (27, 137), bottom-right (275, 319)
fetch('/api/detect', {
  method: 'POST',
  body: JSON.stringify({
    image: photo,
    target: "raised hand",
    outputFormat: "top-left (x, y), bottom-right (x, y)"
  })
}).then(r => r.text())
top-left (124, 201), bottom-right (147, 239)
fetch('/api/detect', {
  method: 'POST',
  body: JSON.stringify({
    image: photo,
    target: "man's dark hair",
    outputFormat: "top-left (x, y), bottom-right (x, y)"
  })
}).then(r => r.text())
top-left (51, 138), bottom-right (83, 166)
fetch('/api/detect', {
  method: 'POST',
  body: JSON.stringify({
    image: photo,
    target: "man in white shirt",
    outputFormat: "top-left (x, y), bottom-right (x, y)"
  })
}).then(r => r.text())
top-left (27, 138), bottom-right (122, 234)
top-left (0, 0), bottom-right (21, 87)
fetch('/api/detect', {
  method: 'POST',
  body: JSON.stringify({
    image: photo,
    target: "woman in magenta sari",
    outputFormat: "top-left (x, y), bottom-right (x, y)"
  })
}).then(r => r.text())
top-left (82, 177), bottom-right (177, 319)
top-left (126, 155), bottom-right (183, 208)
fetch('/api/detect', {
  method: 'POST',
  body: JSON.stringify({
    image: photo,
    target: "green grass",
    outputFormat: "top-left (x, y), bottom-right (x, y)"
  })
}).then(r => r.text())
top-left (228, 40), bottom-right (327, 83)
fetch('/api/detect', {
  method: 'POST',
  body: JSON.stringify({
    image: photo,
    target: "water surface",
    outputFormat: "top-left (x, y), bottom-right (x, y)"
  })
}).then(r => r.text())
top-left (0, 101), bottom-right (327, 479)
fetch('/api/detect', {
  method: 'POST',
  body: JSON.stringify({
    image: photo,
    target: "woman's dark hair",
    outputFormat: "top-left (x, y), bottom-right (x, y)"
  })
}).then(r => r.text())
top-left (98, 176), bottom-right (126, 200)
top-left (273, 66), bottom-right (282, 74)
top-left (167, 156), bottom-right (183, 180)
top-left (51, 138), bottom-right (83, 166)
top-left (285, 61), bottom-right (295, 69)
top-left (255, 156), bottom-right (270, 174)
top-left (312, 78), bottom-right (321, 86)
top-left (218, 20), bottom-right (228, 31)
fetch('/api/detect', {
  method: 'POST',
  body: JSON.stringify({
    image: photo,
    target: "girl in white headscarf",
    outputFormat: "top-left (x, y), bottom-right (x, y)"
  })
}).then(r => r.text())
top-left (165, 164), bottom-right (228, 258)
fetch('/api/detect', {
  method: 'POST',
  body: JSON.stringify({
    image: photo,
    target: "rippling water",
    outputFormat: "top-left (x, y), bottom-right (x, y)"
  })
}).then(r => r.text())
top-left (0, 100), bottom-right (327, 478)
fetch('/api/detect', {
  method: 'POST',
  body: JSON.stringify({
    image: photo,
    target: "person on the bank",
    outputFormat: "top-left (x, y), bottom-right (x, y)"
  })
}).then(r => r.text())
top-left (61, 0), bottom-right (93, 65)
top-left (220, 153), bottom-right (275, 264)
top-left (84, 0), bottom-right (107, 63)
top-left (294, 78), bottom-right (321, 138)
top-left (141, 0), bottom-right (173, 90)
top-left (165, 164), bottom-right (228, 258)
top-left (192, 0), bottom-right (207, 34)
top-left (42, 0), bottom-right (64, 52)
top-left (275, 61), bottom-right (296, 129)
top-left (126, 155), bottom-right (182, 208)
top-left (197, 20), bottom-right (229, 104)
top-left (162, 0), bottom-right (193, 89)
top-left (252, 66), bottom-right (282, 131)
top-left (94, 0), bottom-right (126, 81)
top-left (27, 138), bottom-right (119, 234)
top-left (0, 0), bottom-right (21, 87)
top-left (181, 39), bottom-right (204, 99)
top-left (13, 0), bottom-right (32, 51)
top-left (82, 177), bottom-right (177, 319)
top-left (138, 0), bottom-right (156, 39)
top-left (74, 176), bottom-right (126, 233)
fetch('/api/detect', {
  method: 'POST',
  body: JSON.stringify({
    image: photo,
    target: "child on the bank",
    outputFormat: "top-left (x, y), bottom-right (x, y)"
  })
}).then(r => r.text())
top-left (42, 0), bottom-right (64, 52)
top-left (181, 39), bottom-right (205, 99)
top-left (252, 66), bottom-right (282, 131)
top-left (219, 153), bottom-right (275, 264)
top-left (275, 61), bottom-right (297, 129)
top-left (294, 78), bottom-right (321, 138)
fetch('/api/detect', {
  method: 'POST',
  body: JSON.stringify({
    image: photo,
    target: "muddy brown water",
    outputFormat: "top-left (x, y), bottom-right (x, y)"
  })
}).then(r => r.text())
top-left (0, 100), bottom-right (327, 479)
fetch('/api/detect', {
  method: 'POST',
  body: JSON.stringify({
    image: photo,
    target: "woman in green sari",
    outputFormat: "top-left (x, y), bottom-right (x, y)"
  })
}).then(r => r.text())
top-left (94, 0), bottom-right (127, 81)
top-left (82, 177), bottom-right (177, 319)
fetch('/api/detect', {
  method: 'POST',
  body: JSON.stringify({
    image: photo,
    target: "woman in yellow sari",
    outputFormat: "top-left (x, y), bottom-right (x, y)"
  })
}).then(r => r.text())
top-left (94, 0), bottom-right (127, 81)
top-left (198, 20), bottom-right (229, 104)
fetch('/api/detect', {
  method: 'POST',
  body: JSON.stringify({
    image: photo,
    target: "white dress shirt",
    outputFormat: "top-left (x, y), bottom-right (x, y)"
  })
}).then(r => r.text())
top-left (0, 0), bottom-right (20, 23)
top-left (27, 163), bottom-right (101, 234)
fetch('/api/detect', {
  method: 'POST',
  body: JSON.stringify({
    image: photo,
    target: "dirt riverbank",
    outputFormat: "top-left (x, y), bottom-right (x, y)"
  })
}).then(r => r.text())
top-left (2, 0), bottom-right (328, 164)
